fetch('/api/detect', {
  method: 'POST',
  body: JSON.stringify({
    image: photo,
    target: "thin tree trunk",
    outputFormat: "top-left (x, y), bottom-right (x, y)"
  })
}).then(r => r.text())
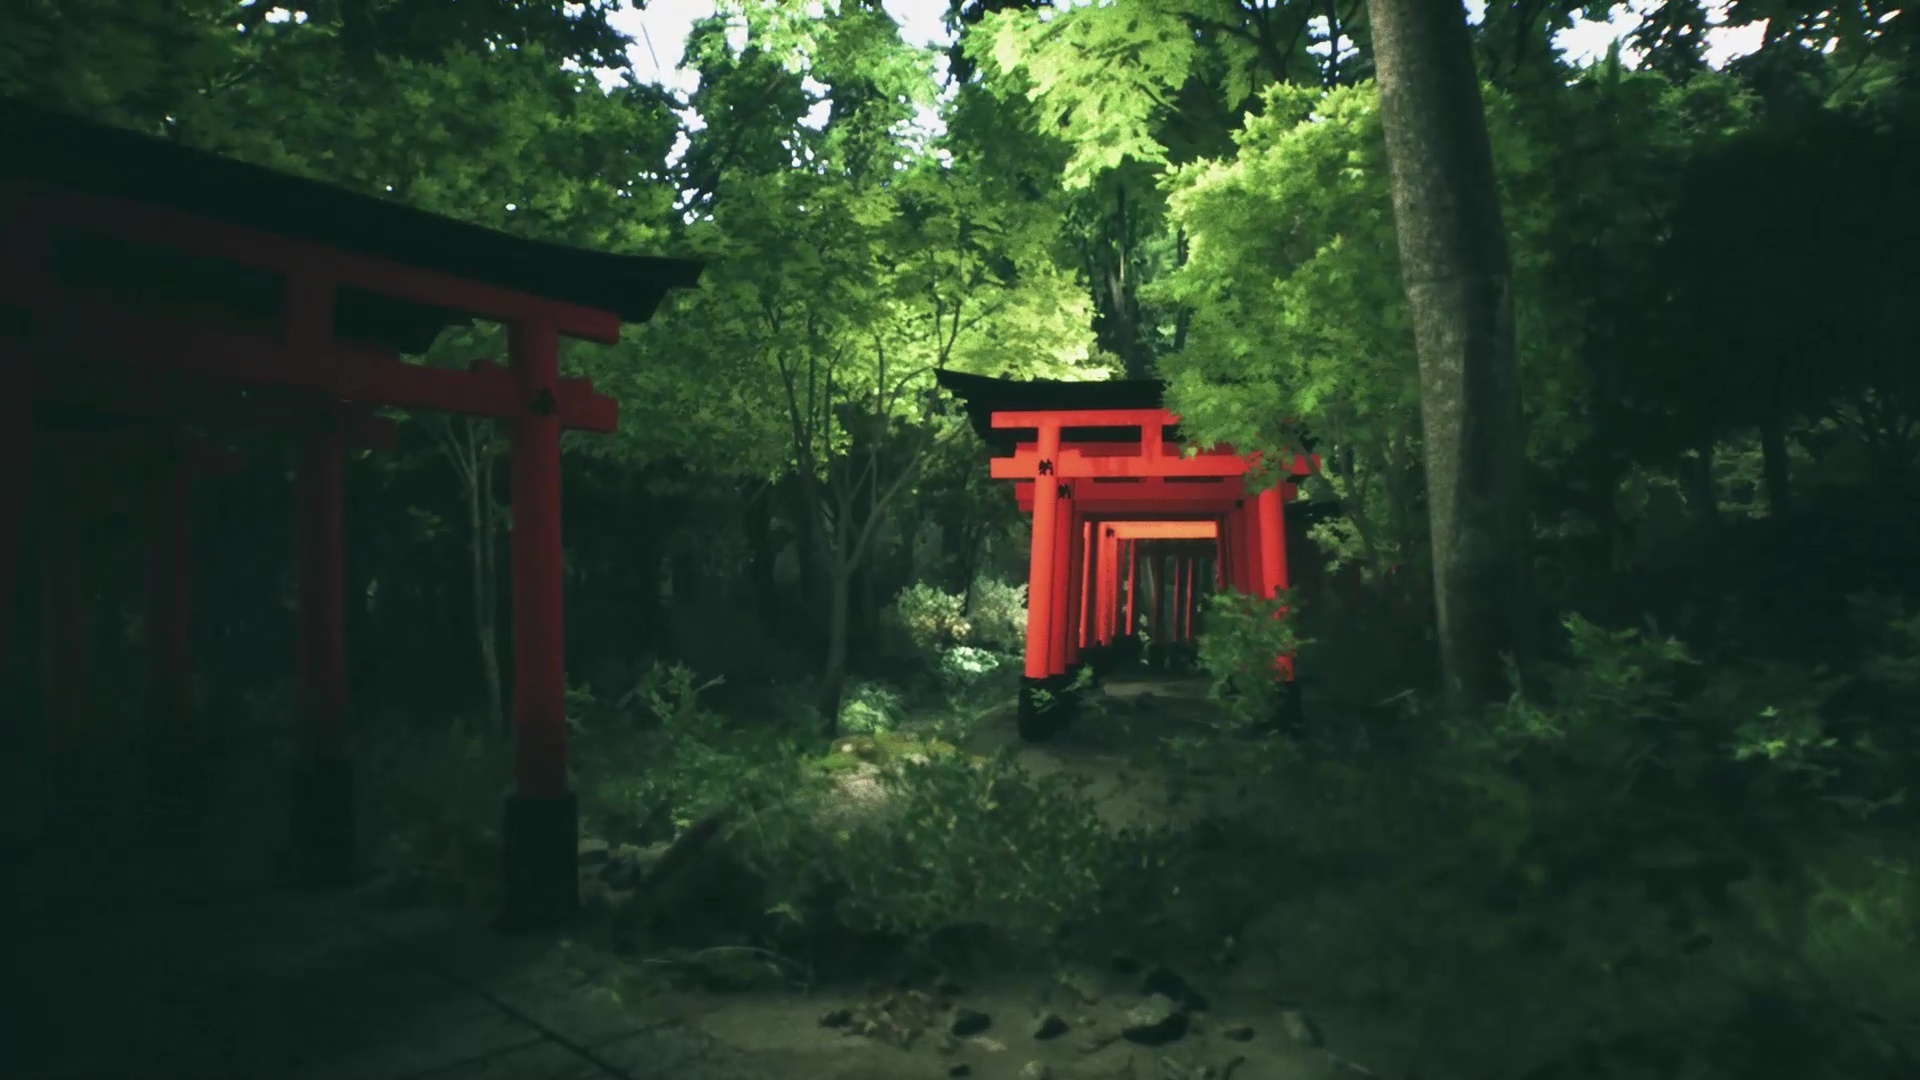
top-left (818, 562), bottom-right (852, 737)
top-left (433, 416), bottom-right (505, 734)
top-left (1757, 417), bottom-right (1792, 517)
top-left (1368, 0), bottom-right (1531, 715)
top-left (1682, 438), bottom-right (1720, 527)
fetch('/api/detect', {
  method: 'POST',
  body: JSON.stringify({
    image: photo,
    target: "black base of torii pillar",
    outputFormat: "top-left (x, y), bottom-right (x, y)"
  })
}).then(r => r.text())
top-left (1016, 667), bottom-right (1089, 742)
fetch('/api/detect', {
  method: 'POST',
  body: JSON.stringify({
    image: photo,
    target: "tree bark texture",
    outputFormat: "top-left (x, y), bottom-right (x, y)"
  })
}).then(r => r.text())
top-left (1368, 0), bottom-right (1532, 714)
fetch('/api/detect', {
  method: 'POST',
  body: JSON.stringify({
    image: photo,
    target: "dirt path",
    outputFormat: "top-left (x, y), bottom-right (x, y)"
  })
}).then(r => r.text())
top-left (6, 677), bottom-right (1397, 1080)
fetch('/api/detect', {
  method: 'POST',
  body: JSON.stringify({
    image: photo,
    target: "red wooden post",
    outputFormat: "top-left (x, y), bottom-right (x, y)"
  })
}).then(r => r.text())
top-left (145, 443), bottom-right (195, 736)
top-left (1124, 539), bottom-right (1136, 635)
top-left (43, 492), bottom-right (87, 757)
top-left (1020, 422), bottom-right (1063, 680)
top-left (1164, 547), bottom-right (1176, 642)
top-left (143, 437), bottom-right (200, 835)
top-left (0, 348), bottom-right (31, 683)
top-left (502, 318), bottom-right (578, 931)
top-left (1098, 527), bottom-right (1119, 646)
top-left (1148, 546), bottom-right (1164, 647)
top-left (1180, 555), bottom-right (1193, 641)
top-left (1049, 488), bottom-right (1074, 676)
top-left (1070, 517), bottom-right (1091, 658)
top-left (296, 427), bottom-right (348, 755)
top-left (1101, 530), bottom-right (1113, 646)
top-left (290, 422), bottom-right (355, 888)
top-left (1257, 485), bottom-right (1287, 597)
top-left (1257, 484), bottom-right (1296, 681)
top-left (1239, 504), bottom-right (1263, 596)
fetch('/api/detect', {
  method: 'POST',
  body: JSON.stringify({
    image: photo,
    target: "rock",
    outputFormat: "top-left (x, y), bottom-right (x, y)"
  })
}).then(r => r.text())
top-left (1325, 1053), bottom-right (1376, 1076)
top-left (1020, 1062), bottom-right (1052, 1080)
top-left (1142, 966), bottom-right (1210, 1012)
top-left (951, 1007), bottom-right (992, 1038)
top-left (948, 1065), bottom-right (972, 1078)
top-left (1278, 1009), bottom-right (1322, 1047)
top-left (577, 836), bottom-right (611, 866)
top-left (578, 877), bottom-right (614, 913)
top-left (820, 1008), bottom-right (854, 1029)
top-left (1079, 1031), bottom-right (1122, 1054)
top-left (599, 843), bottom-right (646, 889)
top-left (1032, 1013), bottom-right (1069, 1040)
top-left (1121, 994), bottom-right (1189, 1046)
top-left (1220, 1024), bottom-right (1254, 1042)
top-left (1055, 970), bottom-right (1102, 1005)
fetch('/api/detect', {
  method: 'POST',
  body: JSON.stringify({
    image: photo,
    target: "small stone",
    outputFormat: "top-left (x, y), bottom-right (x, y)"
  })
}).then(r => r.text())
top-left (1122, 994), bottom-right (1189, 1046)
top-left (1278, 1009), bottom-right (1322, 1047)
top-left (1055, 971), bottom-right (1102, 1005)
top-left (1031, 1013), bottom-right (1069, 1040)
top-left (951, 1007), bottom-right (992, 1037)
top-left (1020, 1062), bottom-right (1052, 1080)
top-left (820, 1008), bottom-right (854, 1029)
top-left (948, 1065), bottom-right (973, 1078)
top-left (1326, 1053), bottom-right (1377, 1076)
top-left (599, 844), bottom-right (644, 888)
top-left (1079, 1031), bottom-right (1122, 1054)
top-left (1221, 1025), bottom-right (1254, 1042)
top-left (1142, 966), bottom-right (1210, 1012)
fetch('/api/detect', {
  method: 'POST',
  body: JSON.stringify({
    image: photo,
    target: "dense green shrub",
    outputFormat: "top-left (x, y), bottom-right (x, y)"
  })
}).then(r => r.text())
top-left (818, 749), bottom-right (1130, 948)
top-left (570, 662), bottom-right (1129, 956)
top-left (837, 680), bottom-right (907, 735)
top-left (892, 583), bottom-right (971, 655)
top-left (576, 663), bottom-right (811, 841)
top-left (1172, 608), bottom-right (1920, 1080)
top-left (964, 575), bottom-right (1029, 652)
top-left (1194, 589), bottom-right (1306, 728)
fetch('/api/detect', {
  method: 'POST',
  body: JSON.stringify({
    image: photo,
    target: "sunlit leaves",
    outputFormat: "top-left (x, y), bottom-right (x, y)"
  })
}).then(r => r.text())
top-left (975, 0), bottom-right (1198, 188)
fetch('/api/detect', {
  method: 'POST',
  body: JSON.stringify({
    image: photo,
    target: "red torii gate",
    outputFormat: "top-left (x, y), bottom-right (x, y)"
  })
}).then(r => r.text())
top-left (937, 372), bottom-right (1314, 738)
top-left (0, 102), bottom-right (703, 931)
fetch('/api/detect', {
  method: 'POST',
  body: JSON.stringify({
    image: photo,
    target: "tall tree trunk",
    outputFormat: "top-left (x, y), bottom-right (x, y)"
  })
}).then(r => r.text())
top-left (816, 499), bottom-right (856, 737)
top-left (1757, 416), bottom-right (1792, 517)
top-left (1368, 0), bottom-right (1531, 715)
top-left (818, 563), bottom-right (852, 737)
top-left (744, 484), bottom-right (782, 625)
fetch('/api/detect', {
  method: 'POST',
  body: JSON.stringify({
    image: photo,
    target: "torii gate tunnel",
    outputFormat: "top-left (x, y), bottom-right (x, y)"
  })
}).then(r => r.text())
top-left (937, 372), bottom-right (1317, 739)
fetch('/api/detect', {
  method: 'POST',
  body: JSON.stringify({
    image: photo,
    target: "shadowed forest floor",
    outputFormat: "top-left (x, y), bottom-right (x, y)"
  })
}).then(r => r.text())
top-left (6, 678), bottom-right (1398, 1080)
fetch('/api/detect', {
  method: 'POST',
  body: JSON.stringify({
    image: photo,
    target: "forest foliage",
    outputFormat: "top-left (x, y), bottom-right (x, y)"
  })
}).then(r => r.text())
top-left (6, 0), bottom-right (1920, 1077)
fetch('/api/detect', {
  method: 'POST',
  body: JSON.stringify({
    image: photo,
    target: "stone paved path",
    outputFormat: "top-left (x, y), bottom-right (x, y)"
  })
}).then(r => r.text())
top-left (7, 878), bottom-right (784, 1080)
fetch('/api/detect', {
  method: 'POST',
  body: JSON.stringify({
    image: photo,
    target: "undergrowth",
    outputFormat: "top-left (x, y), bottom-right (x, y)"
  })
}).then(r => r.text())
top-left (359, 588), bottom-right (1920, 1080)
